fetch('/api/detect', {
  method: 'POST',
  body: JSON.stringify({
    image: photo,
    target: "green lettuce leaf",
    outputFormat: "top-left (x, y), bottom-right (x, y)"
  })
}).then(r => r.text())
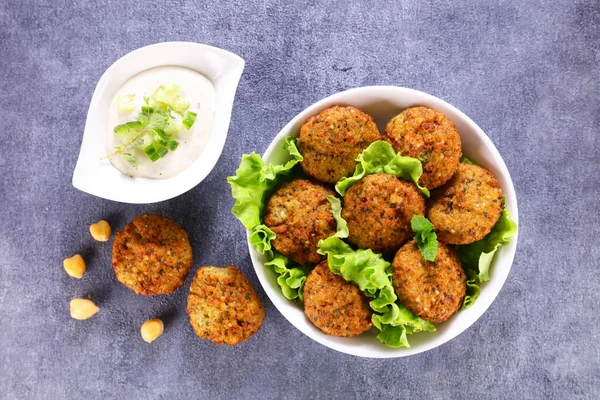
top-left (335, 140), bottom-right (429, 197)
top-left (229, 137), bottom-right (309, 301)
top-left (249, 224), bottom-right (276, 257)
top-left (318, 236), bottom-right (435, 348)
top-left (264, 253), bottom-right (311, 301)
top-left (326, 196), bottom-right (349, 239)
top-left (462, 269), bottom-right (481, 309)
top-left (227, 137), bottom-right (303, 230)
top-left (458, 207), bottom-right (518, 309)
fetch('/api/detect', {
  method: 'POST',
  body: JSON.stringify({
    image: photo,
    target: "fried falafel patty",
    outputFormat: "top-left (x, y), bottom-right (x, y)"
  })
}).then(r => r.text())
top-left (112, 214), bottom-right (193, 296)
top-left (384, 106), bottom-right (462, 190)
top-left (297, 106), bottom-right (381, 183)
top-left (303, 261), bottom-right (373, 337)
top-left (392, 241), bottom-right (466, 323)
top-left (427, 163), bottom-right (504, 245)
top-left (264, 179), bottom-right (337, 265)
top-left (187, 266), bottom-right (264, 345)
top-left (342, 174), bottom-right (426, 254)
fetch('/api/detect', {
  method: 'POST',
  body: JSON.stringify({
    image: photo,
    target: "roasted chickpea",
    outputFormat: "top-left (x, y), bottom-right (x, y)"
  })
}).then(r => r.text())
top-left (140, 319), bottom-right (164, 343)
top-left (70, 298), bottom-right (99, 320)
top-left (63, 254), bottom-right (86, 279)
top-left (89, 220), bottom-right (111, 242)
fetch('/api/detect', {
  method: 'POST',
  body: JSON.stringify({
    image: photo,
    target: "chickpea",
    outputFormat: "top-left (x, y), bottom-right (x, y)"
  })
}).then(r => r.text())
top-left (89, 220), bottom-right (111, 242)
top-left (140, 318), bottom-right (164, 343)
top-left (70, 298), bottom-right (99, 320)
top-left (63, 254), bottom-right (86, 279)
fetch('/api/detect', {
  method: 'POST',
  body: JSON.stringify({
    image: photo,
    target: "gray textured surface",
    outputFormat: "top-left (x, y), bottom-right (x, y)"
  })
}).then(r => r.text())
top-left (1, 0), bottom-right (599, 398)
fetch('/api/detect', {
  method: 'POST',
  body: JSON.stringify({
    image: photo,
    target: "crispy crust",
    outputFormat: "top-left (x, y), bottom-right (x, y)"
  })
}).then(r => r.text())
top-left (427, 163), bottom-right (504, 244)
top-left (342, 174), bottom-right (425, 255)
top-left (384, 106), bottom-right (462, 190)
top-left (112, 214), bottom-right (192, 296)
top-left (298, 105), bottom-right (381, 183)
top-left (303, 261), bottom-right (373, 337)
top-left (264, 179), bottom-right (337, 264)
top-left (392, 241), bottom-right (466, 323)
top-left (187, 266), bottom-right (264, 346)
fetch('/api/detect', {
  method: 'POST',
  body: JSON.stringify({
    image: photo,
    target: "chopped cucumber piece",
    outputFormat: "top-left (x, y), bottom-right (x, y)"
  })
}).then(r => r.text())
top-left (155, 142), bottom-right (168, 158)
top-left (151, 83), bottom-right (190, 112)
top-left (163, 82), bottom-right (181, 97)
top-left (114, 121), bottom-right (143, 135)
top-left (144, 145), bottom-right (160, 162)
top-left (165, 119), bottom-right (183, 135)
top-left (166, 139), bottom-right (179, 151)
top-left (137, 133), bottom-right (153, 148)
top-left (171, 97), bottom-right (190, 112)
top-left (144, 142), bottom-right (168, 162)
top-left (182, 111), bottom-right (197, 129)
top-left (117, 94), bottom-right (135, 112)
top-left (153, 128), bottom-right (170, 142)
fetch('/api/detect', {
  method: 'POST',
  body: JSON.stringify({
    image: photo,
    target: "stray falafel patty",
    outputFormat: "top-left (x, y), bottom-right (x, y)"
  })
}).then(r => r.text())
top-left (392, 241), bottom-right (466, 323)
top-left (384, 106), bottom-right (462, 190)
top-left (297, 106), bottom-right (381, 183)
top-left (427, 163), bottom-right (504, 245)
top-left (187, 266), bottom-right (264, 345)
top-left (112, 214), bottom-right (193, 296)
top-left (264, 179), bottom-right (337, 265)
top-left (303, 261), bottom-right (373, 337)
top-left (342, 174), bottom-right (426, 254)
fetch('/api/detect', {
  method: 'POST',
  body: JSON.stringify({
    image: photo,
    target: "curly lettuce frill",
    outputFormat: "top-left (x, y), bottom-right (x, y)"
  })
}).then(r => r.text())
top-left (457, 207), bottom-right (518, 309)
top-left (335, 140), bottom-right (429, 197)
top-left (228, 137), bottom-right (309, 300)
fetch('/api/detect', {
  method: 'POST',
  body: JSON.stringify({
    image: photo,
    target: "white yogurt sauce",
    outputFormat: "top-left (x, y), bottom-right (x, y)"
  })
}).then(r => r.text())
top-left (106, 66), bottom-right (215, 179)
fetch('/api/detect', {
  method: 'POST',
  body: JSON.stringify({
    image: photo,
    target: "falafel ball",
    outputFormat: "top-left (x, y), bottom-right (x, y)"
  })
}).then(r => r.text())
top-left (384, 106), bottom-right (462, 190)
top-left (297, 105), bottom-right (381, 183)
top-left (187, 266), bottom-right (264, 346)
top-left (303, 261), bottom-right (373, 337)
top-left (392, 241), bottom-right (466, 323)
top-left (264, 179), bottom-right (337, 265)
top-left (427, 163), bottom-right (504, 245)
top-left (342, 174), bottom-right (426, 254)
top-left (112, 214), bottom-right (193, 296)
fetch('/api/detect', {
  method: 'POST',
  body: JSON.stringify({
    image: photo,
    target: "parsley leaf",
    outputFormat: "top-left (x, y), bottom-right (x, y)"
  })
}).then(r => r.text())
top-left (411, 215), bottom-right (438, 261)
top-left (122, 152), bottom-right (138, 169)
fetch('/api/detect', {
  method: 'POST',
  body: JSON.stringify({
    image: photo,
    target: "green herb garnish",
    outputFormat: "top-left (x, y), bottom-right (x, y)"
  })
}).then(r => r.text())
top-left (121, 152), bottom-right (138, 169)
top-left (102, 83), bottom-right (198, 165)
top-left (411, 215), bottom-right (438, 261)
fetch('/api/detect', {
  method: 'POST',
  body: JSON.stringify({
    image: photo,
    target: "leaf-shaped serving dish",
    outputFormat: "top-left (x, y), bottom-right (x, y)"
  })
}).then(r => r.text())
top-left (73, 42), bottom-right (244, 203)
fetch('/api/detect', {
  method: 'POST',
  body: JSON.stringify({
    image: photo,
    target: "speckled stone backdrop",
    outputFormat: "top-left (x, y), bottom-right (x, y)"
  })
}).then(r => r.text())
top-left (1, 0), bottom-right (598, 399)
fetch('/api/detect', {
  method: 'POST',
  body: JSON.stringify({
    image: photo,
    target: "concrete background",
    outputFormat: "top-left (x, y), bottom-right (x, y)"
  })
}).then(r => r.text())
top-left (1, 0), bottom-right (599, 398)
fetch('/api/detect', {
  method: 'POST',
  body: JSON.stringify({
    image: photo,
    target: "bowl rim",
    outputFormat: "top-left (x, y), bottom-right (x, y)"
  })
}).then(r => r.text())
top-left (248, 85), bottom-right (519, 358)
top-left (72, 41), bottom-right (244, 204)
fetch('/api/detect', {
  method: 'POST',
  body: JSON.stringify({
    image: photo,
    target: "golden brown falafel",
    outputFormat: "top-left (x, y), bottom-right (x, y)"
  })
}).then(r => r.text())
top-left (384, 106), bottom-right (462, 190)
top-left (427, 163), bottom-right (504, 245)
top-left (297, 105), bottom-right (381, 183)
top-left (187, 266), bottom-right (264, 345)
top-left (112, 214), bottom-right (192, 296)
top-left (392, 241), bottom-right (466, 323)
top-left (303, 261), bottom-right (373, 337)
top-left (264, 179), bottom-right (337, 264)
top-left (342, 174), bottom-right (425, 255)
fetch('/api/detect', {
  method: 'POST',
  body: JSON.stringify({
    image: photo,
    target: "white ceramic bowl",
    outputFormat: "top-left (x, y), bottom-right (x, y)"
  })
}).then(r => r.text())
top-left (248, 86), bottom-right (519, 358)
top-left (73, 42), bottom-right (244, 203)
